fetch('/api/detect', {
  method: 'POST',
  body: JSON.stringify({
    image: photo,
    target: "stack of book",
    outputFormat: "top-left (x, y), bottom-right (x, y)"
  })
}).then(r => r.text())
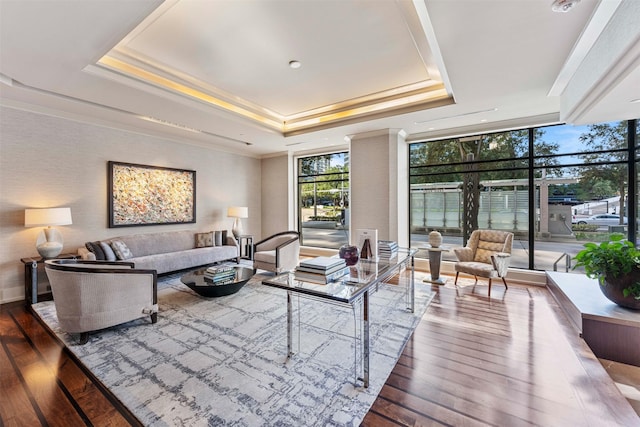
top-left (378, 240), bottom-right (398, 260)
top-left (203, 265), bottom-right (237, 285)
top-left (295, 256), bottom-right (348, 284)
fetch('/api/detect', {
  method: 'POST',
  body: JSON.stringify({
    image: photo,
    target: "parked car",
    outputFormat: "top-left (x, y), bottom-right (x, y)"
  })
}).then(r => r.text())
top-left (574, 214), bottom-right (627, 226)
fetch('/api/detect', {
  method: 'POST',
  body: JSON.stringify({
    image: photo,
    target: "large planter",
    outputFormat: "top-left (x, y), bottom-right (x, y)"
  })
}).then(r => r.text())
top-left (602, 272), bottom-right (640, 310)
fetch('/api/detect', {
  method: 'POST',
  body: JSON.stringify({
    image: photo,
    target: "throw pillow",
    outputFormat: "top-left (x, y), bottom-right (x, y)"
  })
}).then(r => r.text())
top-left (195, 232), bottom-right (214, 248)
top-left (111, 239), bottom-right (133, 260)
top-left (221, 230), bottom-right (228, 245)
top-left (214, 230), bottom-right (223, 246)
top-left (100, 241), bottom-right (117, 261)
top-left (85, 241), bottom-right (106, 260)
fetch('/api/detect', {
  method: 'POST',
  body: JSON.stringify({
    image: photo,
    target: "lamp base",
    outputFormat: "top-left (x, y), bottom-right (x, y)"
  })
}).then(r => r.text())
top-left (37, 241), bottom-right (63, 258)
top-left (35, 227), bottom-right (64, 258)
top-left (232, 218), bottom-right (244, 238)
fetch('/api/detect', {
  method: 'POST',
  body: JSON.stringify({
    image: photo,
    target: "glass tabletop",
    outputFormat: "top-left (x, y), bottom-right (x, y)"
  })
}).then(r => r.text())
top-left (262, 248), bottom-right (416, 304)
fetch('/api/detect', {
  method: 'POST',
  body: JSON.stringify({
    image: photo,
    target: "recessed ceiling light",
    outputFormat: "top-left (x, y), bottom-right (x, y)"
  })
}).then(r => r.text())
top-left (551, 0), bottom-right (581, 13)
top-left (289, 60), bottom-right (301, 69)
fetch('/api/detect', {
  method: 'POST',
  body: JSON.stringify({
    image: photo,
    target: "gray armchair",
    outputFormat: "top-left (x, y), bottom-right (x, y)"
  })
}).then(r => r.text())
top-left (44, 259), bottom-right (158, 344)
top-left (253, 231), bottom-right (300, 274)
top-left (453, 229), bottom-right (514, 297)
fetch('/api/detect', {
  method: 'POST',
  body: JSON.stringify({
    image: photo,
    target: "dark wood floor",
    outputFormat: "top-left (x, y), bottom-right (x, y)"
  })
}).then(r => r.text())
top-left (362, 277), bottom-right (640, 426)
top-left (2, 276), bottom-right (639, 426)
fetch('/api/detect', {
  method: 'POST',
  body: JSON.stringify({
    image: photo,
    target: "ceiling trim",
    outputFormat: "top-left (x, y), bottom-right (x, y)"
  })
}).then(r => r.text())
top-left (94, 54), bottom-right (453, 137)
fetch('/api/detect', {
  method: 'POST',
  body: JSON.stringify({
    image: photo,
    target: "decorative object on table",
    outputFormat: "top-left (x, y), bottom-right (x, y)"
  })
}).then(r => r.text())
top-left (339, 244), bottom-right (359, 266)
top-left (360, 238), bottom-right (372, 259)
top-left (428, 230), bottom-right (443, 248)
top-left (295, 256), bottom-right (348, 284)
top-left (573, 234), bottom-right (640, 310)
top-left (355, 229), bottom-right (378, 261)
top-left (378, 240), bottom-right (398, 260)
top-left (24, 207), bottom-right (73, 258)
top-left (227, 206), bottom-right (248, 238)
top-left (108, 161), bottom-right (195, 227)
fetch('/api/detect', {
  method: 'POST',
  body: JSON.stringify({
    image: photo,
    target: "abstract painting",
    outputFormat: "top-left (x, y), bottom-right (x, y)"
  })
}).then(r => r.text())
top-left (108, 161), bottom-right (196, 227)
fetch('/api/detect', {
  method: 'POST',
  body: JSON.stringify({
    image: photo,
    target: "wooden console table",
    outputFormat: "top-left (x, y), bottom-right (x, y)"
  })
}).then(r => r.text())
top-left (547, 271), bottom-right (640, 367)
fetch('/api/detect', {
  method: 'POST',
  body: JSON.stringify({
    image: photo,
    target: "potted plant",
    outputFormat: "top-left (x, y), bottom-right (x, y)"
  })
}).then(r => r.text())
top-left (573, 233), bottom-right (640, 310)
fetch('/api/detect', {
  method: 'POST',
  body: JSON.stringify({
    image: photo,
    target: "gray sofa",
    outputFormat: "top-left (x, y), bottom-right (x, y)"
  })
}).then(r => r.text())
top-left (78, 230), bottom-right (239, 274)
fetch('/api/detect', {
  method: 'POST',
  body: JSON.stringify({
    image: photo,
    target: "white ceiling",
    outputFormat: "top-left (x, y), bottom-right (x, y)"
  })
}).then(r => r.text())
top-left (1, 0), bottom-right (639, 158)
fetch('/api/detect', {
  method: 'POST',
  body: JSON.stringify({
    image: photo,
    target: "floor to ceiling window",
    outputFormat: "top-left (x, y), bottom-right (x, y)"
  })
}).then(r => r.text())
top-left (409, 119), bottom-right (637, 273)
top-left (297, 152), bottom-right (349, 249)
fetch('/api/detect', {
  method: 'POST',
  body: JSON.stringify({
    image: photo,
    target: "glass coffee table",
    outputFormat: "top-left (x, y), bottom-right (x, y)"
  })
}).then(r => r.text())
top-left (262, 248), bottom-right (417, 388)
top-left (181, 266), bottom-right (254, 297)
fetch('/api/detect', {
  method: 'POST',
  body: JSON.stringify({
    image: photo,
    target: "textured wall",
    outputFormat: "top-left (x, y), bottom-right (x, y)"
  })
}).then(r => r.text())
top-left (260, 154), bottom-right (292, 240)
top-left (0, 106), bottom-right (260, 303)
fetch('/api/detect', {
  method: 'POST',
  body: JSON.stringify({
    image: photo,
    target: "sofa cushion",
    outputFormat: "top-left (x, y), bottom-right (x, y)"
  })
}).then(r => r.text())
top-left (119, 231), bottom-right (195, 257)
top-left (195, 232), bottom-right (214, 248)
top-left (111, 239), bottom-right (133, 260)
top-left (100, 241), bottom-right (117, 261)
top-left (85, 241), bottom-right (106, 260)
top-left (131, 246), bottom-right (238, 274)
top-left (254, 250), bottom-right (276, 264)
top-left (474, 240), bottom-right (506, 264)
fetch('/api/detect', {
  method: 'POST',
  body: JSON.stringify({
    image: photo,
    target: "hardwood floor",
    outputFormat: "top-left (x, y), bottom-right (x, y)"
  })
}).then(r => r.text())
top-left (0, 301), bottom-right (142, 427)
top-left (1, 276), bottom-right (639, 426)
top-left (362, 277), bottom-right (640, 426)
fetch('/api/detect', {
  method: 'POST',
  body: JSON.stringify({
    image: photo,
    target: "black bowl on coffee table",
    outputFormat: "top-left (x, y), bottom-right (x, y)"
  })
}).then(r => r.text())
top-left (181, 266), bottom-right (254, 297)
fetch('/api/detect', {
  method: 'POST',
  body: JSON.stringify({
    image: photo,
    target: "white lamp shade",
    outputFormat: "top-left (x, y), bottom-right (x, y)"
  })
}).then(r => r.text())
top-left (227, 206), bottom-right (248, 218)
top-left (25, 207), bottom-right (73, 227)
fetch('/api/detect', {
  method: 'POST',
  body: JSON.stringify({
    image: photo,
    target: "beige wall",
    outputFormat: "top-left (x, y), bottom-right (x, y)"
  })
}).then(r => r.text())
top-left (350, 129), bottom-right (408, 246)
top-left (0, 106), bottom-right (260, 303)
top-left (260, 154), bottom-right (292, 240)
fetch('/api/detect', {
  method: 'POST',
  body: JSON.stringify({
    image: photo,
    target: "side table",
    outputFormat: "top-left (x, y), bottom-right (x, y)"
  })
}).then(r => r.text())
top-left (21, 253), bottom-right (77, 304)
top-left (422, 246), bottom-right (449, 285)
top-left (235, 235), bottom-right (254, 261)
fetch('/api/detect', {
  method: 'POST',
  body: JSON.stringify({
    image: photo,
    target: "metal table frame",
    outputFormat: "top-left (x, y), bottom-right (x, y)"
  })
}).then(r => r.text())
top-left (262, 248), bottom-right (416, 388)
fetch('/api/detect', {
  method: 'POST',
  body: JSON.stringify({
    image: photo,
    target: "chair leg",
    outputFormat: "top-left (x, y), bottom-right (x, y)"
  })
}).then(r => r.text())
top-left (454, 272), bottom-right (460, 285)
top-left (502, 277), bottom-right (508, 290)
top-left (488, 278), bottom-right (492, 297)
top-left (79, 332), bottom-right (89, 345)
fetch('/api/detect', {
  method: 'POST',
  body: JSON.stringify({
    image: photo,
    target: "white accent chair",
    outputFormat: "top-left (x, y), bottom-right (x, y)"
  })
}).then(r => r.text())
top-left (44, 259), bottom-right (158, 344)
top-left (253, 231), bottom-right (300, 274)
top-left (453, 230), bottom-right (514, 297)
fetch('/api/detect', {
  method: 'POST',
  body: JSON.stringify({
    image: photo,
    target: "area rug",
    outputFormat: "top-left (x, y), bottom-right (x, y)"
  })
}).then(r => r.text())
top-left (32, 271), bottom-right (433, 426)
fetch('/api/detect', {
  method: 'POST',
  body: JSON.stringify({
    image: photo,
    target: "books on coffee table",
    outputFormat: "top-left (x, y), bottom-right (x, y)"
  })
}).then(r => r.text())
top-left (204, 265), bottom-right (237, 285)
top-left (298, 256), bottom-right (346, 272)
top-left (378, 240), bottom-right (398, 259)
top-left (295, 256), bottom-right (348, 284)
top-left (294, 266), bottom-right (349, 284)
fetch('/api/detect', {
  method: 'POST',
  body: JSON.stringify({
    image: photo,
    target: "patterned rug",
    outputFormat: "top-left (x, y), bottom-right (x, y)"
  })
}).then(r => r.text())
top-left (32, 271), bottom-right (433, 426)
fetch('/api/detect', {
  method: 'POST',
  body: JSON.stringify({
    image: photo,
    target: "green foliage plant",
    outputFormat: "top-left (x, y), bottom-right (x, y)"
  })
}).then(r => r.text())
top-left (574, 233), bottom-right (640, 300)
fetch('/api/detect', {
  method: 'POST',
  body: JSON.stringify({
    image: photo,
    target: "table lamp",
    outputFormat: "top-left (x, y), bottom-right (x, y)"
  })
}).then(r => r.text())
top-left (227, 206), bottom-right (248, 238)
top-left (24, 207), bottom-right (73, 258)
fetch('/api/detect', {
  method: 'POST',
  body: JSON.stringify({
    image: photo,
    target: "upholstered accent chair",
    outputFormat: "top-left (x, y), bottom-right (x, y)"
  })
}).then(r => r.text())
top-left (453, 229), bottom-right (514, 297)
top-left (253, 231), bottom-right (300, 274)
top-left (44, 259), bottom-right (158, 344)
